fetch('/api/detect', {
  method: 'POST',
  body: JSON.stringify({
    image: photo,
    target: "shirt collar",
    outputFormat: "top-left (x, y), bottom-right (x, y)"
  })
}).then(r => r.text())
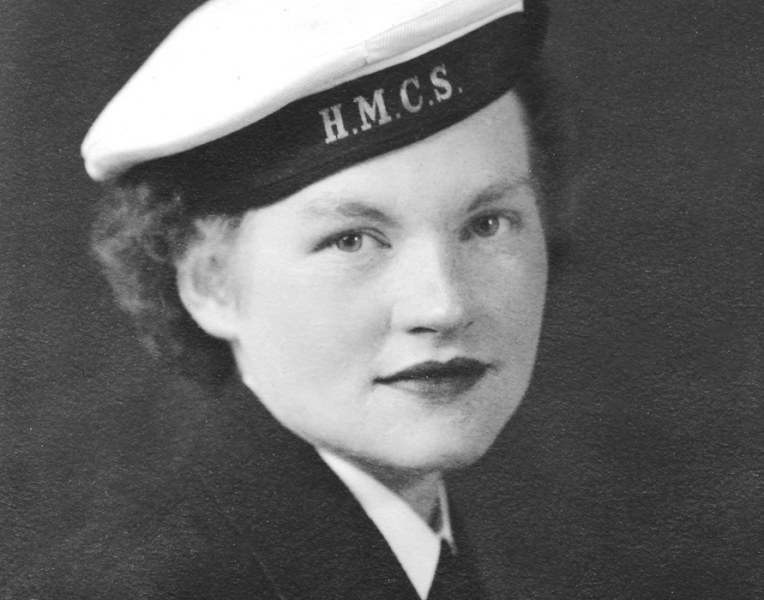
top-left (317, 449), bottom-right (454, 599)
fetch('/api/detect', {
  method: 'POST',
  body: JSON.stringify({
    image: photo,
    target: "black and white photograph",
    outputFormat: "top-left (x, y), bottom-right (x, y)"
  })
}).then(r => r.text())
top-left (1, 1), bottom-right (762, 598)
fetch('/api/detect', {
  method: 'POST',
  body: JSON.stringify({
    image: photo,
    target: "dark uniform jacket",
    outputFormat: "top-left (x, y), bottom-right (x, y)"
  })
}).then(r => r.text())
top-left (10, 378), bottom-right (496, 600)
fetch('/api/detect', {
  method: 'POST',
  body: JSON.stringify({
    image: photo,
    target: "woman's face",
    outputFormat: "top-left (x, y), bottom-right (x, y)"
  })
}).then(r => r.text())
top-left (221, 92), bottom-right (547, 476)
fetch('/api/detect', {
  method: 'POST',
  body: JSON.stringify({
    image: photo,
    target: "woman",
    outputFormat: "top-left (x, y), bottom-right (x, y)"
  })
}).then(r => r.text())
top-left (28, 0), bottom-right (567, 598)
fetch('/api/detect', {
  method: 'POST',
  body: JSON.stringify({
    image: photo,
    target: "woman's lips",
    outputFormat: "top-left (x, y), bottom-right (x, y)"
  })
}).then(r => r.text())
top-left (375, 358), bottom-right (491, 399)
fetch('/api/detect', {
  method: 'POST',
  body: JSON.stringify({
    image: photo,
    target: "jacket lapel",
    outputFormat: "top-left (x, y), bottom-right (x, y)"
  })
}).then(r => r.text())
top-left (186, 379), bottom-right (420, 600)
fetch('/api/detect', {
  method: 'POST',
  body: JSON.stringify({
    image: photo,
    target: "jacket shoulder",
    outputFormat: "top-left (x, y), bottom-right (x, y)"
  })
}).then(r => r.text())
top-left (5, 468), bottom-right (279, 600)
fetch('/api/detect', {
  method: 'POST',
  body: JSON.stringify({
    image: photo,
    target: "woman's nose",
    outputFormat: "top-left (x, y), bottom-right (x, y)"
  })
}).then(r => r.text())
top-left (388, 239), bottom-right (471, 336)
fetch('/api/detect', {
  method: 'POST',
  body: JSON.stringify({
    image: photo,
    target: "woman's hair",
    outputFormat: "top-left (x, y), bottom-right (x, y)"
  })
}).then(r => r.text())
top-left (91, 58), bottom-right (573, 387)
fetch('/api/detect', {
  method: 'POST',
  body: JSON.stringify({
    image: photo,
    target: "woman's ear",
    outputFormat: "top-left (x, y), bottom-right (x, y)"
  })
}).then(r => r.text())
top-left (176, 220), bottom-right (239, 341)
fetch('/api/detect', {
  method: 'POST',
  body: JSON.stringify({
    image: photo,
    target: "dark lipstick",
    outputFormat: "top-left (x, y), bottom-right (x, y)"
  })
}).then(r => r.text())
top-left (375, 357), bottom-right (491, 399)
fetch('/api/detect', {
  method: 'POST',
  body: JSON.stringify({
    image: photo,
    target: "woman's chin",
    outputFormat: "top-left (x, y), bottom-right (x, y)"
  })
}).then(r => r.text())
top-left (350, 433), bottom-right (500, 479)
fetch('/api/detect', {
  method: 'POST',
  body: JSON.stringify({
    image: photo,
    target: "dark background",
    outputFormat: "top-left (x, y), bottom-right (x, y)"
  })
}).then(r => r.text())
top-left (1, 1), bottom-right (762, 597)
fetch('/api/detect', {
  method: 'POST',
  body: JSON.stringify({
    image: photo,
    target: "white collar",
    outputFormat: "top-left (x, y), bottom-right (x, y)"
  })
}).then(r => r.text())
top-left (318, 449), bottom-right (454, 600)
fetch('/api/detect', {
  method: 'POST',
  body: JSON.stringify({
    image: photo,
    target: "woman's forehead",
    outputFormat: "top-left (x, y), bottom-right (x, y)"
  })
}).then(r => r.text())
top-left (284, 179), bottom-right (536, 233)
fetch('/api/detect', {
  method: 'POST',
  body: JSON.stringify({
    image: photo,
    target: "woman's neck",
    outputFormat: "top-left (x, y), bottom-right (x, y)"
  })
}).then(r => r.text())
top-left (362, 463), bottom-right (443, 526)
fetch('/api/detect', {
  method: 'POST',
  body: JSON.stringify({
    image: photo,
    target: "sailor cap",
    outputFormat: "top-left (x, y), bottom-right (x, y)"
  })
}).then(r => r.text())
top-left (83, 0), bottom-right (546, 209)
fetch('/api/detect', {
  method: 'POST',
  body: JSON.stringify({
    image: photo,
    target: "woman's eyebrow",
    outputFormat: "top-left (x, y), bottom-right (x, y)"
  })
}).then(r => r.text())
top-left (303, 199), bottom-right (397, 226)
top-left (467, 176), bottom-right (534, 212)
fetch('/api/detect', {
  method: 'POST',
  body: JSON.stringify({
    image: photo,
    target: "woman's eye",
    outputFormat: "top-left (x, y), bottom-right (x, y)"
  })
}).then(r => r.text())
top-left (464, 211), bottom-right (522, 241)
top-left (470, 214), bottom-right (502, 238)
top-left (318, 230), bottom-right (388, 254)
top-left (334, 232), bottom-right (364, 252)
